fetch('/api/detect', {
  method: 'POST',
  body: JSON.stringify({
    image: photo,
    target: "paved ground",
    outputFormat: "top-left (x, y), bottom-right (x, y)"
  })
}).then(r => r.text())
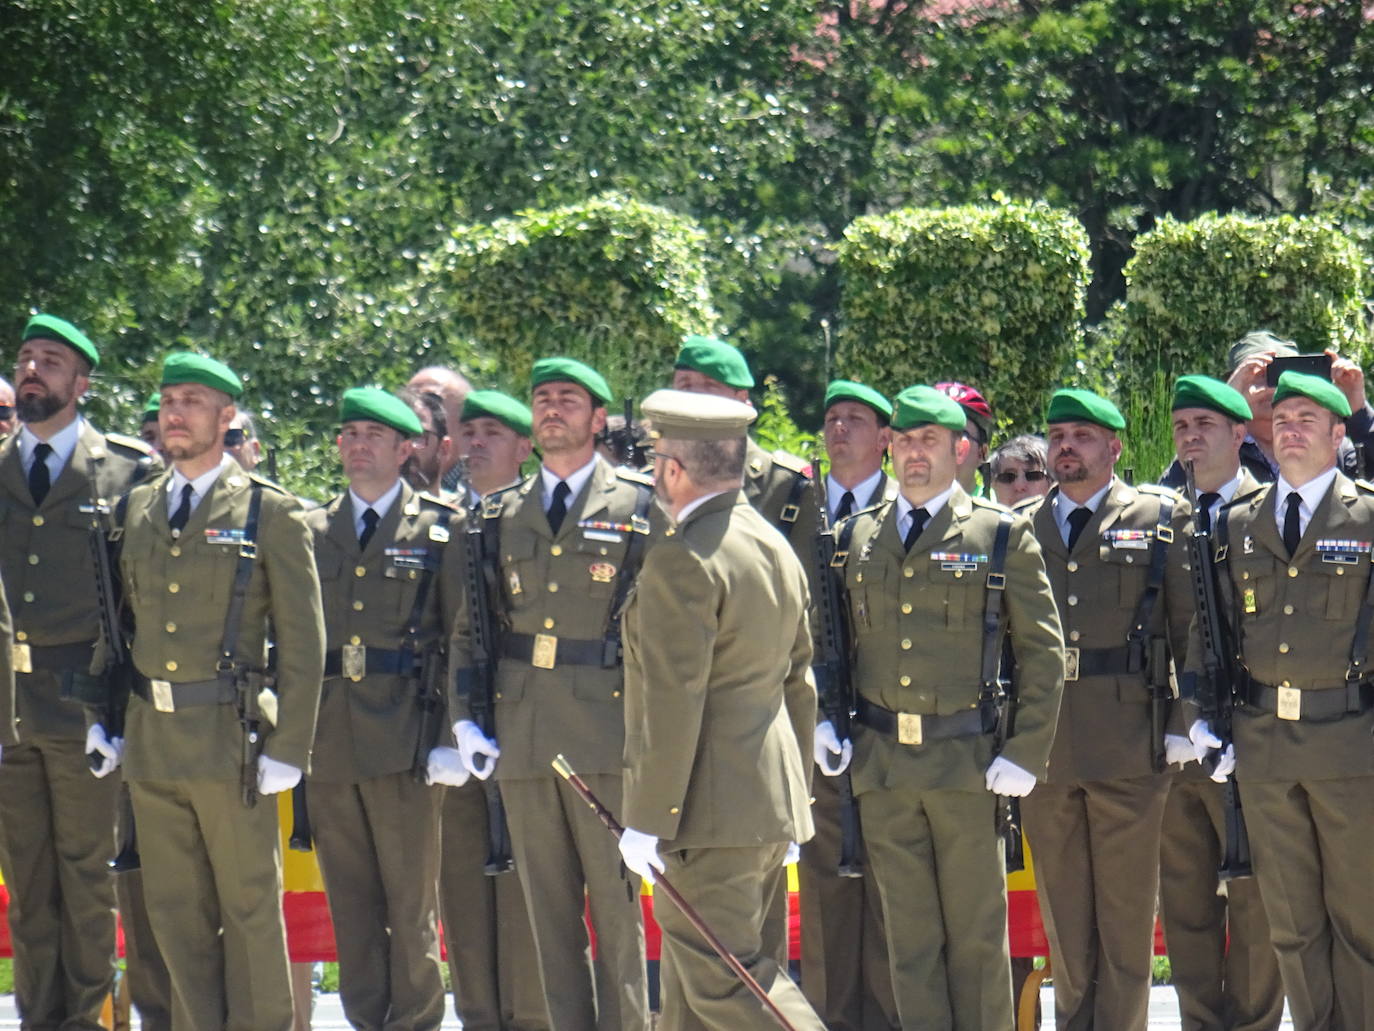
top-left (0, 988), bottom-right (1295, 1028)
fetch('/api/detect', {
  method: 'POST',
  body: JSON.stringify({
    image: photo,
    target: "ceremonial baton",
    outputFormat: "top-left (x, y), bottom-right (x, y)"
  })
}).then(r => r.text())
top-left (551, 754), bottom-right (801, 1031)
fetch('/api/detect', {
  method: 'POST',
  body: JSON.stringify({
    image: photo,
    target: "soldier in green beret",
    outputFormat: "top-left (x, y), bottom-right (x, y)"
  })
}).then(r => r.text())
top-left (1156, 375), bottom-right (1283, 1031)
top-left (436, 386), bottom-right (547, 1031)
top-left (1186, 370), bottom-right (1374, 1026)
top-left (1018, 388), bottom-right (1194, 1030)
top-left (451, 356), bottom-right (654, 1031)
top-left (116, 351), bottom-right (325, 1031)
top-left (0, 313), bottom-right (162, 1030)
top-left (812, 385), bottom-right (1064, 1028)
top-left (618, 388), bottom-right (825, 1031)
top-left (304, 387), bottom-right (466, 1031)
top-left (799, 378), bottom-right (900, 1031)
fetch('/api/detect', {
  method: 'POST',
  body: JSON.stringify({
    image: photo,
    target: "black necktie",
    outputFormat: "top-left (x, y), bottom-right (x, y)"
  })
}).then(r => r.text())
top-left (1066, 506), bottom-right (1093, 552)
top-left (903, 507), bottom-right (930, 552)
top-left (834, 490), bottom-right (856, 523)
top-left (547, 480), bottom-right (571, 535)
top-left (28, 442), bottom-right (52, 506)
top-left (1196, 492), bottom-right (1220, 534)
top-left (358, 507), bottom-right (380, 551)
top-left (1283, 492), bottom-right (1302, 556)
top-left (169, 483), bottom-right (194, 535)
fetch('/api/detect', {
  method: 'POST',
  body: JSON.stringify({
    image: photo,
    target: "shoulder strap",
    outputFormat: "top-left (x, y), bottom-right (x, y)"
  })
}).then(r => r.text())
top-left (1347, 541), bottom-right (1374, 683)
top-left (1126, 494), bottom-right (1175, 666)
top-left (777, 471), bottom-right (810, 541)
top-left (217, 483), bottom-right (265, 685)
top-left (401, 505), bottom-right (455, 661)
top-left (979, 513), bottom-right (1015, 695)
top-left (602, 482), bottom-right (654, 667)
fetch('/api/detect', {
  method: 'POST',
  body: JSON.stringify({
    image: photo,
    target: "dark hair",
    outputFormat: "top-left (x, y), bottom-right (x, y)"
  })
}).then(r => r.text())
top-left (400, 388), bottom-right (448, 439)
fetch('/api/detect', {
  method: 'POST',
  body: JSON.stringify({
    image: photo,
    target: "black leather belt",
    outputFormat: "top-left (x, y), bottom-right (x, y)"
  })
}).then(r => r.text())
top-left (1242, 679), bottom-right (1374, 722)
top-left (323, 648), bottom-right (418, 678)
top-left (501, 632), bottom-right (612, 669)
top-left (20, 640), bottom-right (98, 674)
top-left (133, 676), bottom-right (235, 709)
top-left (854, 696), bottom-right (987, 745)
top-left (1063, 644), bottom-right (1136, 682)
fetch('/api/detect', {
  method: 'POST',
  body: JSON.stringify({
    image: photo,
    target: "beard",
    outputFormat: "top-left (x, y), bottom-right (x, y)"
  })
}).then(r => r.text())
top-left (16, 392), bottom-right (64, 424)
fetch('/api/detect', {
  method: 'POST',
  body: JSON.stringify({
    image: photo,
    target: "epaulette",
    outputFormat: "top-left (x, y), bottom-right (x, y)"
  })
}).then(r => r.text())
top-left (616, 466), bottom-right (654, 488)
top-left (103, 431), bottom-right (156, 459)
top-left (1012, 496), bottom-right (1043, 515)
top-left (1356, 478), bottom-right (1374, 494)
top-left (418, 490), bottom-right (459, 511)
top-left (1138, 483), bottom-right (1183, 502)
top-left (770, 449), bottom-right (812, 478)
top-left (244, 470), bottom-right (291, 496)
top-left (840, 500), bottom-right (888, 526)
top-left (971, 495), bottom-right (1014, 514)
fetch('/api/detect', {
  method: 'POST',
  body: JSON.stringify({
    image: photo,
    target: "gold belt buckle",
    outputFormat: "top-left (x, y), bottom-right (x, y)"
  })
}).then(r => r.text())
top-left (1276, 685), bottom-right (1302, 721)
top-left (532, 633), bottom-right (558, 670)
top-left (897, 712), bottom-right (924, 746)
top-left (12, 643), bottom-right (32, 675)
top-left (342, 643), bottom-right (366, 682)
top-left (150, 679), bottom-right (175, 713)
top-left (1064, 647), bottom-right (1079, 683)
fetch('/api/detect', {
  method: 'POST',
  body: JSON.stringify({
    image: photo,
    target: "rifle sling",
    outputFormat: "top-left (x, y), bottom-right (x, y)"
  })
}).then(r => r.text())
top-left (1125, 494), bottom-right (1174, 675)
top-left (217, 483), bottom-right (264, 691)
top-left (601, 482), bottom-right (653, 667)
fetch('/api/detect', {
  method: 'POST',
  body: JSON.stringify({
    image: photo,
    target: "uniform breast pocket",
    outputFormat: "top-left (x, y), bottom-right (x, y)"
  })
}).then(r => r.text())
top-left (575, 537), bottom-right (621, 601)
top-left (846, 562), bottom-right (889, 632)
top-left (1229, 555), bottom-right (1280, 631)
top-left (186, 538), bottom-right (236, 604)
top-left (501, 536), bottom-right (540, 611)
top-left (1310, 553), bottom-right (1366, 620)
top-left (924, 562), bottom-right (979, 629)
top-left (1098, 542), bottom-right (1149, 607)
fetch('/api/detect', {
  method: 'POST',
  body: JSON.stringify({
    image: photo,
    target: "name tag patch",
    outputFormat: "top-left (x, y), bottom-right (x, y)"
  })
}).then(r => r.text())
top-left (386, 547), bottom-right (429, 570)
top-left (1103, 529), bottom-right (1151, 550)
top-left (1316, 539), bottom-right (1370, 565)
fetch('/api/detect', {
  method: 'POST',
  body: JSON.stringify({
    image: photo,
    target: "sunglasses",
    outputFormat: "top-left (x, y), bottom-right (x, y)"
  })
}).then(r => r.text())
top-left (0, 405), bottom-right (12, 420)
top-left (223, 428), bottom-right (247, 447)
top-left (993, 469), bottom-right (1048, 485)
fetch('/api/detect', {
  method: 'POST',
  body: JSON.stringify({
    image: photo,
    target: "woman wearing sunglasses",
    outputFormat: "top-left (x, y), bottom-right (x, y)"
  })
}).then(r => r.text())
top-left (990, 434), bottom-right (1053, 506)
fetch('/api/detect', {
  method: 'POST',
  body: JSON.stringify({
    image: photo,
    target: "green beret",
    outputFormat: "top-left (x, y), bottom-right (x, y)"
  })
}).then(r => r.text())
top-left (673, 335), bottom-right (755, 390)
top-left (462, 389), bottom-right (532, 437)
top-left (1274, 370), bottom-right (1352, 418)
top-left (529, 357), bottom-right (612, 406)
top-left (1172, 375), bottom-right (1252, 423)
top-left (642, 388), bottom-right (756, 441)
top-left (341, 387), bottom-right (423, 437)
top-left (23, 314), bottom-right (99, 370)
top-left (824, 380), bottom-right (893, 422)
top-left (142, 392), bottom-right (161, 421)
top-left (1046, 388), bottom-right (1125, 431)
top-left (160, 351), bottom-right (243, 398)
top-left (891, 385), bottom-right (967, 433)
top-left (1227, 330), bottom-right (1297, 373)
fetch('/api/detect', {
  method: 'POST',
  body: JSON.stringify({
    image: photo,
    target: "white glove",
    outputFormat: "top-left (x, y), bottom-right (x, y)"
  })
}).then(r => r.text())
top-left (85, 724), bottom-right (124, 778)
top-left (1189, 718), bottom-right (1224, 763)
top-left (985, 755), bottom-right (1038, 798)
top-left (425, 746), bottom-right (470, 787)
top-left (1207, 744), bottom-right (1236, 783)
top-left (813, 720), bottom-right (852, 777)
top-left (619, 827), bottom-right (665, 885)
top-left (1164, 733), bottom-right (1196, 767)
top-left (453, 719), bottom-right (500, 780)
top-left (256, 755), bottom-right (302, 795)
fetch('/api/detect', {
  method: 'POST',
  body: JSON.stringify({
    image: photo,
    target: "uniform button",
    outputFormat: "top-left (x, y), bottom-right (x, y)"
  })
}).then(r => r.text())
top-left (544, 618), bottom-right (555, 629)
top-left (856, 573), bottom-right (864, 583)
top-left (1124, 555), bottom-right (1134, 564)
top-left (27, 554), bottom-right (38, 565)
top-left (1242, 571), bottom-right (1250, 580)
top-left (350, 635), bottom-right (361, 645)
top-left (551, 544), bottom-right (563, 556)
top-left (1069, 630), bottom-right (1081, 642)
top-left (901, 602), bottom-right (912, 614)
top-left (548, 582), bottom-right (559, 593)
top-left (1288, 567), bottom-right (1299, 578)
top-left (165, 622), bottom-right (176, 633)
top-left (168, 583), bottom-right (179, 594)
top-left (1279, 643), bottom-right (1290, 654)
top-left (31, 515), bottom-right (43, 527)
top-left (353, 600), bottom-right (364, 611)
top-left (355, 565), bottom-right (366, 577)
top-left (170, 545), bottom-right (182, 557)
top-left (1067, 594), bottom-right (1078, 606)
top-left (901, 639), bottom-right (912, 650)
top-left (954, 570), bottom-right (964, 579)
top-left (1280, 680), bottom-right (1291, 689)
top-left (495, 691), bottom-right (503, 699)
top-left (1067, 560), bottom-right (1078, 572)
top-left (903, 567), bottom-right (914, 578)
top-left (612, 690), bottom-right (621, 698)
top-left (22, 592), bottom-right (33, 603)
top-left (899, 675), bottom-right (912, 687)
top-left (1284, 605), bottom-right (1294, 615)
top-left (165, 660), bottom-right (178, 672)
top-left (599, 547), bottom-right (608, 556)
top-left (669, 806), bottom-right (680, 815)
top-left (1337, 567), bottom-right (1345, 576)
top-left (15, 631), bottom-right (27, 642)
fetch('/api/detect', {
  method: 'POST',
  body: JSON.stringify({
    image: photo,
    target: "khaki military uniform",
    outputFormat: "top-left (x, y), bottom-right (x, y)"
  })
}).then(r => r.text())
top-left (1190, 473), bottom-right (1374, 1028)
top-left (842, 487), bottom-right (1065, 1029)
top-left (304, 484), bottom-right (463, 1031)
top-left (0, 423), bottom-right (157, 1031)
top-left (1020, 478), bottom-right (1192, 1031)
top-left (622, 490), bottom-right (823, 1031)
top-left (120, 456), bottom-right (325, 1031)
top-left (798, 474), bottom-right (899, 1031)
top-left (1159, 469), bottom-right (1282, 1031)
top-left (451, 456), bottom-right (655, 1031)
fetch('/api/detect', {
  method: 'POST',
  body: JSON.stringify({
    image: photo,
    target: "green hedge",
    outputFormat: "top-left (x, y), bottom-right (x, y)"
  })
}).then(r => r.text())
top-left (1112, 213), bottom-right (1369, 400)
top-left (835, 200), bottom-right (1090, 434)
top-left (413, 192), bottom-right (717, 400)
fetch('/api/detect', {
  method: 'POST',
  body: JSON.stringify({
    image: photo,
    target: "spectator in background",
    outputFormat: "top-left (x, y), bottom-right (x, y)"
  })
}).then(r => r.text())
top-left (407, 366), bottom-right (471, 490)
top-left (225, 410), bottom-right (264, 472)
top-left (0, 375), bottom-right (14, 436)
top-left (990, 435), bottom-right (1052, 507)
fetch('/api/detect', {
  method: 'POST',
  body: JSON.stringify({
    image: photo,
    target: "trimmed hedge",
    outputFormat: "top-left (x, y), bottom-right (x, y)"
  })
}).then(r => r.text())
top-left (414, 192), bottom-right (717, 400)
top-left (1112, 213), bottom-right (1368, 400)
top-left (835, 200), bottom-right (1090, 434)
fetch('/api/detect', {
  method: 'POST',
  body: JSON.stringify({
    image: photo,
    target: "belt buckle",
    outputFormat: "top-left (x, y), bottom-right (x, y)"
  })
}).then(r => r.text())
top-left (11, 643), bottom-right (31, 675)
top-left (897, 712), bottom-right (924, 746)
top-left (342, 644), bottom-right (366, 682)
top-left (150, 679), bottom-right (176, 713)
top-left (532, 633), bottom-right (558, 670)
top-left (1064, 646), bottom-right (1079, 683)
top-left (1276, 684), bottom-right (1301, 721)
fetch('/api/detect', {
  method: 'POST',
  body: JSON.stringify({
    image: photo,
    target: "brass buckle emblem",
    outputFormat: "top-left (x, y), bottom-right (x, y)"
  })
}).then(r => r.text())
top-left (1064, 647), bottom-right (1080, 683)
top-left (342, 644), bottom-right (366, 682)
top-left (12, 643), bottom-right (31, 675)
top-left (896, 712), bottom-right (924, 746)
top-left (1276, 685), bottom-right (1301, 721)
top-left (532, 633), bottom-right (558, 670)
top-left (151, 680), bottom-right (176, 713)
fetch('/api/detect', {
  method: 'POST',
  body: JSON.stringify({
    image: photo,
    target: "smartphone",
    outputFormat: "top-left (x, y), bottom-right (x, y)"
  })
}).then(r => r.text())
top-left (1265, 352), bottom-right (1333, 387)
